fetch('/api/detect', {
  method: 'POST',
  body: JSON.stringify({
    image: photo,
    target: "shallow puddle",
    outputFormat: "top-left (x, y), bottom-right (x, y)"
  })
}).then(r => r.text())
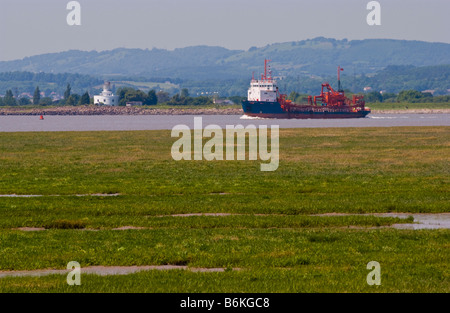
top-left (0, 265), bottom-right (235, 278)
top-left (12, 227), bottom-right (46, 232)
top-left (373, 213), bottom-right (450, 230)
top-left (313, 213), bottom-right (450, 229)
top-left (0, 195), bottom-right (42, 198)
top-left (0, 193), bottom-right (120, 197)
top-left (161, 213), bottom-right (237, 217)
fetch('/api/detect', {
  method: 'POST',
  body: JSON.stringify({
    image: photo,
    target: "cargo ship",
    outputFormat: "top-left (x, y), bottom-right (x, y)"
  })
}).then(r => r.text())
top-left (242, 60), bottom-right (370, 119)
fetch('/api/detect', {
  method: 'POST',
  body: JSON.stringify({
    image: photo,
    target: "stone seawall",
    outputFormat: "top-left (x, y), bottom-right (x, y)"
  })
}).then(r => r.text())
top-left (0, 106), bottom-right (243, 116)
top-left (0, 106), bottom-right (449, 116)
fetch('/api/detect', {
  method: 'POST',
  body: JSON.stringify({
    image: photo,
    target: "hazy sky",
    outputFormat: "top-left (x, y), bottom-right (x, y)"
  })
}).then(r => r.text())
top-left (0, 0), bottom-right (449, 61)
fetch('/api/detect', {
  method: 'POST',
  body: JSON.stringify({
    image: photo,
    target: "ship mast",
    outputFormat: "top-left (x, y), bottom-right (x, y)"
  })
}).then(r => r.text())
top-left (263, 59), bottom-right (272, 81)
top-left (337, 66), bottom-right (344, 92)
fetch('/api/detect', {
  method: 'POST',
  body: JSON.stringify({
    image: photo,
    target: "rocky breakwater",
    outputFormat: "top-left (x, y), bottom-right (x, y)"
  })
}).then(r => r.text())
top-left (1, 106), bottom-right (449, 116)
top-left (0, 106), bottom-right (244, 116)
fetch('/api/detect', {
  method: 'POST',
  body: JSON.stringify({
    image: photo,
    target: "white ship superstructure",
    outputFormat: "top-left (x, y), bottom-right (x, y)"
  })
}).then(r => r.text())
top-left (247, 59), bottom-right (278, 102)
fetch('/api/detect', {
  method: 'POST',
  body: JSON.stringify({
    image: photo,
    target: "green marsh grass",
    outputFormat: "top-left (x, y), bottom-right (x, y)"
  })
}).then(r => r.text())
top-left (0, 127), bottom-right (448, 292)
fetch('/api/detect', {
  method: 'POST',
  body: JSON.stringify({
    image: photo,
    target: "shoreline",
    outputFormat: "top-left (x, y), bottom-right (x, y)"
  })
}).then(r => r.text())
top-left (0, 106), bottom-right (449, 116)
top-left (0, 106), bottom-right (242, 116)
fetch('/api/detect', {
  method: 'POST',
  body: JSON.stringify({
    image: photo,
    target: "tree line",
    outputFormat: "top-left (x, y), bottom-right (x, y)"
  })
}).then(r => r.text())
top-left (1, 63), bottom-right (449, 103)
top-left (0, 85), bottom-right (216, 106)
top-left (2, 84), bottom-right (448, 107)
top-left (0, 71), bottom-right (102, 96)
top-left (0, 84), bottom-right (91, 106)
top-left (116, 87), bottom-right (214, 106)
top-left (362, 90), bottom-right (450, 103)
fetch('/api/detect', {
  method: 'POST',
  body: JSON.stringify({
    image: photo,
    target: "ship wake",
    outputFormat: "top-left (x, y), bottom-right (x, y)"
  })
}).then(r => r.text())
top-left (240, 115), bottom-right (270, 120)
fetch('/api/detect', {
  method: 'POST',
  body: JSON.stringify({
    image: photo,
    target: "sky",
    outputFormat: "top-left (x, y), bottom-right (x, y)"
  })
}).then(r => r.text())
top-left (0, 0), bottom-right (449, 61)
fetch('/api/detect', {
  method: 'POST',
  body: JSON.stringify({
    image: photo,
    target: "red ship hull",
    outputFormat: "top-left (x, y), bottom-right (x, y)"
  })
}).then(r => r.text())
top-left (242, 100), bottom-right (370, 119)
top-left (243, 111), bottom-right (370, 119)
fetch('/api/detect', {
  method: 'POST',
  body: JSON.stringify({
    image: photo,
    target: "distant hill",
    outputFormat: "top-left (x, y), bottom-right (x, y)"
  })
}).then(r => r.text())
top-left (280, 65), bottom-right (450, 95)
top-left (0, 46), bottom-right (242, 80)
top-left (342, 64), bottom-right (450, 93)
top-left (0, 72), bottom-right (103, 96)
top-left (1, 38), bottom-right (450, 79)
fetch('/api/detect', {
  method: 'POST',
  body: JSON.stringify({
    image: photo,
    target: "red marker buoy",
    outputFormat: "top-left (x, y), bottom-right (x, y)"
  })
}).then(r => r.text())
top-left (40, 115), bottom-right (44, 120)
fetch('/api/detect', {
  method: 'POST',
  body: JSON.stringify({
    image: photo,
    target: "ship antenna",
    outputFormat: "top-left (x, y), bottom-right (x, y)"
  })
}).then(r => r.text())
top-left (264, 59), bottom-right (267, 80)
top-left (338, 66), bottom-right (344, 92)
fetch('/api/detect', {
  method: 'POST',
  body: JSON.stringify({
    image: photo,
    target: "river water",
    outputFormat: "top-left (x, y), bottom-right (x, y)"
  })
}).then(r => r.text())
top-left (0, 114), bottom-right (449, 132)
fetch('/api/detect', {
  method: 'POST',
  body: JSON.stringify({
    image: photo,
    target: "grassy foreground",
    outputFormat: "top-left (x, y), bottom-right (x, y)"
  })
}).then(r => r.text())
top-left (0, 127), bottom-right (448, 292)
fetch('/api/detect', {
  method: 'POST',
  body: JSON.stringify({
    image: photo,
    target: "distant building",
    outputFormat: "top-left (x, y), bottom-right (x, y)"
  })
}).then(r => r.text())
top-left (213, 99), bottom-right (234, 105)
top-left (421, 90), bottom-right (435, 95)
top-left (50, 92), bottom-right (63, 101)
top-left (94, 82), bottom-right (119, 106)
top-left (363, 87), bottom-right (372, 92)
top-left (126, 101), bottom-right (143, 107)
top-left (19, 92), bottom-right (33, 99)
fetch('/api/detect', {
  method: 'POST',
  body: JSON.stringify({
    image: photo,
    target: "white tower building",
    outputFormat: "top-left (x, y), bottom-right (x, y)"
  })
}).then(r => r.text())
top-left (94, 82), bottom-right (119, 106)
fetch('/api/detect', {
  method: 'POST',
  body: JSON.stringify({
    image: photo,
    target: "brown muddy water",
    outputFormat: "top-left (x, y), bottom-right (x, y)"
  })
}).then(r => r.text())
top-left (0, 114), bottom-right (449, 132)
